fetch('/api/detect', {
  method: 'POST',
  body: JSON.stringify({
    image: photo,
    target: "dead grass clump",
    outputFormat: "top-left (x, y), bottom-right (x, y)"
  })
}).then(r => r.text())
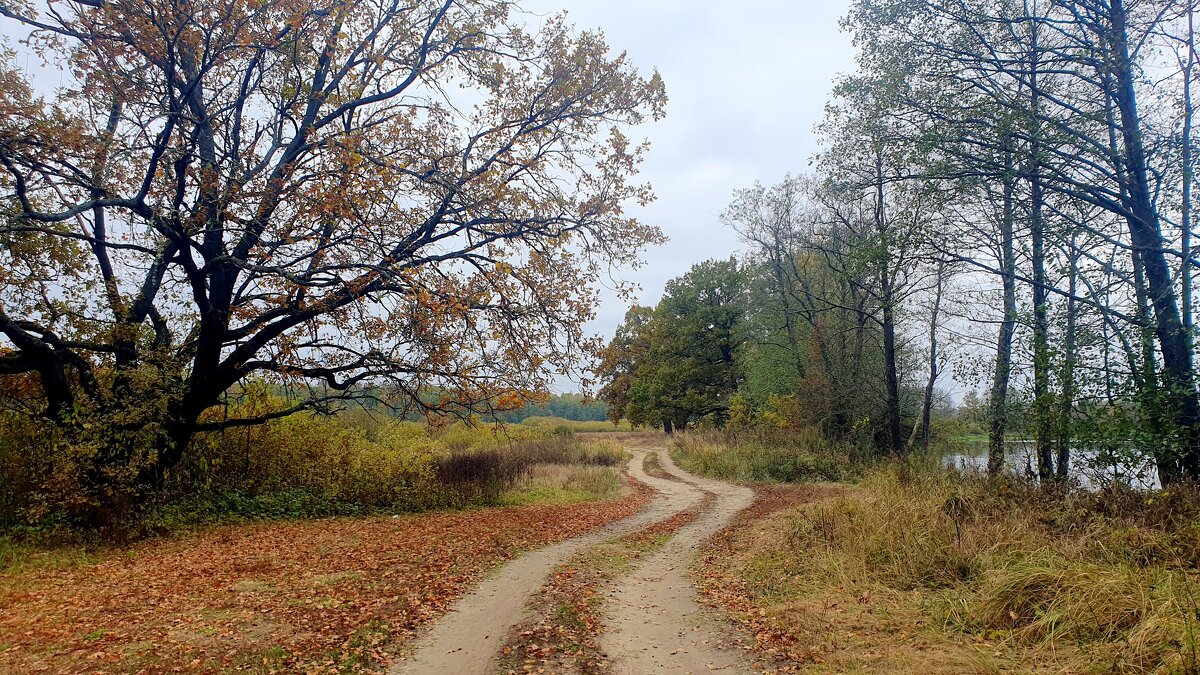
top-left (783, 468), bottom-right (986, 591)
top-left (671, 429), bottom-right (855, 483)
top-left (714, 464), bottom-right (1200, 672)
top-left (641, 450), bottom-right (679, 481)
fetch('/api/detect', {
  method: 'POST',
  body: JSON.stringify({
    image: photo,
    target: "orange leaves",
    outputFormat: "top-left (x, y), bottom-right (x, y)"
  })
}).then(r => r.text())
top-left (694, 485), bottom-right (845, 672)
top-left (495, 389), bottom-right (537, 412)
top-left (496, 480), bottom-right (686, 675)
top-left (1, 0), bottom-right (666, 482)
top-left (0, 488), bottom-right (651, 673)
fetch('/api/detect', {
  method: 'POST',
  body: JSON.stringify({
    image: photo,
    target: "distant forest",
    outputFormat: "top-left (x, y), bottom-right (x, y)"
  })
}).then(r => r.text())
top-left (492, 394), bottom-right (610, 423)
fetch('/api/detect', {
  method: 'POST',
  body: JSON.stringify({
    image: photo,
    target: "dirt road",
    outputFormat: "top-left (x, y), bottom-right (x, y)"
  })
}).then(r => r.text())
top-left (390, 435), bottom-right (753, 675)
top-left (598, 448), bottom-right (754, 673)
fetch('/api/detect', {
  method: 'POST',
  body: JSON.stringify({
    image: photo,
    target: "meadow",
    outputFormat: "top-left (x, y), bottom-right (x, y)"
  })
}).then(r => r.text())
top-left (0, 397), bottom-right (631, 545)
top-left (0, 411), bottom-right (642, 672)
top-left (678, 430), bottom-right (1200, 673)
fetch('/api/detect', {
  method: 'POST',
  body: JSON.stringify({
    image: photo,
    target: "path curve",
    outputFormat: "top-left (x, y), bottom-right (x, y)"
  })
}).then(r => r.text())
top-left (599, 447), bottom-right (755, 674)
top-left (390, 438), bottom-right (706, 675)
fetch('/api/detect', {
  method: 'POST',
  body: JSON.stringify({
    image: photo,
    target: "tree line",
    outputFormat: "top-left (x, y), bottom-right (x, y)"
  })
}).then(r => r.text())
top-left (600, 0), bottom-right (1200, 486)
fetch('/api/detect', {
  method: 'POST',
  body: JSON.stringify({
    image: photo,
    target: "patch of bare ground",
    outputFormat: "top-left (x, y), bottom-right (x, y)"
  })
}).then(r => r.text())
top-left (495, 494), bottom-right (713, 674)
top-left (598, 449), bottom-right (756, 675)
top-left (390, 442), bottom-right (701, 675)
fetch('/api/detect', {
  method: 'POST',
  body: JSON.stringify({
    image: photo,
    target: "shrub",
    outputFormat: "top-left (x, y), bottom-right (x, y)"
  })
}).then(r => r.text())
top-left (671, 427), bottom-right (856, 483)
top-left (1, 393), bottom-right (633, 535)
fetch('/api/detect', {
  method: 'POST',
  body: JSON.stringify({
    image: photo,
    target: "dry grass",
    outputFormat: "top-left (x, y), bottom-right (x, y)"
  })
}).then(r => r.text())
top-left (672, 429), bottom-right (856, 483)
top-left (698, 468), bottom-right (1200, 673)
top-left (499, 464), bottom-right (625, 506)
top-left (517, 417), bottom-right (635, 433)
top-left (641, 450), bottom-right (679, 481)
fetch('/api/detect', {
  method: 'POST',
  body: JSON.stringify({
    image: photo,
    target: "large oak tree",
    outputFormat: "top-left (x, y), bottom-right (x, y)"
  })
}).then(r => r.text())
top-left (0, 0), bottom-right (666, 489)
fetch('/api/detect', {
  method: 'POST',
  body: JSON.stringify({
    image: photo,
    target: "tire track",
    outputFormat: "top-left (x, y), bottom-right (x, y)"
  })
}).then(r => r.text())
top-left (599, 445), bottom-right (755, 674)
top-left (390, 438), bottom-right (708, 675)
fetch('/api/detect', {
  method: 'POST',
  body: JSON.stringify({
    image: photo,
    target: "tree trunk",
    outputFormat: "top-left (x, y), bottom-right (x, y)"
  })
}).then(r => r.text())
top-left (908, 261), bottom-right (946, 453)
top-left (768, 186), bottom-right (808, 383)
top-left (874, 153), bottom-right (904, 457)
top-left (773, 254), bottom-right (807, 382)
top-left (1026, 6), bottom-right (1055, 481)
top-left (1055, 235), bottom-right (1079, 481)
top-left (1101, 54), bottom-right (1174, 485)
top-left (882, 297), bottom-right (904, 457)
top-left (1108, 0), bottom-right (1200, 481)
top-left (989, 144), bottom-right (1019, 477)
top-left (1184, 2), bottom-right (1196, 359)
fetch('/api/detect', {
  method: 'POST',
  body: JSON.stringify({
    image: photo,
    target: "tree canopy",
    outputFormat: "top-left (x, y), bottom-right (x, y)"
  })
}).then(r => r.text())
top-left (0, 0), bottom-right (666, 495)
top-left (598, 258), bottom-right (745, 432)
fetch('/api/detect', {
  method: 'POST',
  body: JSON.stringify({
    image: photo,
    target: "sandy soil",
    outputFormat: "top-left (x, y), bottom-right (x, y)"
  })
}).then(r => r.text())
top-left (389, 435), bottom-right (753, 675)
top-left (598, 446), bottom-right (755, 674)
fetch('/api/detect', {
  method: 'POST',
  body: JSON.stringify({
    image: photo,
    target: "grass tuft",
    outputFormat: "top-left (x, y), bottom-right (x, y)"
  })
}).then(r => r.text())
top-left (672, 428), bottom-right (857, 483)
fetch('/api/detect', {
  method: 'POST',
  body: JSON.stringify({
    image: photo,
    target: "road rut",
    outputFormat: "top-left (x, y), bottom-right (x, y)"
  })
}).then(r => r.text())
top-left (389, 436), bottom-right (753, 675)
top-left (599, 446), bottom-right (754, 674)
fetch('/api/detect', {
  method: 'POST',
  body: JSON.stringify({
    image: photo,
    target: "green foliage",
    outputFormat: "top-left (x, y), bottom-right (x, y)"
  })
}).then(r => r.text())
top-left (0, 390), bottom-right (630, 536)
top-left (671, 428), bottom-right (858, 483)
top-left (726, 393), bottom-right (754, 430)
top-left (492, 394), bottom-right (610, 423)
top-left (517, 416), bottom-right (633, 433)
top-left (599, 259), bottom-right (747, 431)
top-left (599, 245), bottom-right (893, 449)
top-left (0, 377), bottom-right (180, 530)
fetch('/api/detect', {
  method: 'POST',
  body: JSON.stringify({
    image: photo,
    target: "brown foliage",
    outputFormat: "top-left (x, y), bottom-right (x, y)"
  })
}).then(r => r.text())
top-left (0, 0), bottom-right (667, 498)
top-left (0, 479), bottom-right (652, 672)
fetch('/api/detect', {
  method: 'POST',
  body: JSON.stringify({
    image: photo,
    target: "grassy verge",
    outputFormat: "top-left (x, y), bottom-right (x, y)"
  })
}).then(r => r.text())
top-left (642, 449), bottom-right (679, 481)
top-left (1, 408), bottom-right (631, 536)
top-left (1, 439), bottom-right (630, 573)
top-left (497, 495), bottom-right (713, 674)
top-left (671, 429), bottom-right (856, 483)
top-left (0, 472), bottom-right (653, 673)
top-left (697, 466), bottom-right (1200, 673)
top-left (517, 416), bottom-right (635, 434)
top-left (3, 432), bottom-right (628, 545)
top-left (498, 464), bottom-right (625, 507)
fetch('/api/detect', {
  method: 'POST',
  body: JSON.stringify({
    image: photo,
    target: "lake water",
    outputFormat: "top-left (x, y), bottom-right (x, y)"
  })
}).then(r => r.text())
top-left (943, 440), bottom-right (1161, 490)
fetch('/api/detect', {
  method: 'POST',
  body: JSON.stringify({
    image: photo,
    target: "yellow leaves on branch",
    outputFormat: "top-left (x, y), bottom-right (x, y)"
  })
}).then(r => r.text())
top-left (1, 0), bottom-right (668, 418)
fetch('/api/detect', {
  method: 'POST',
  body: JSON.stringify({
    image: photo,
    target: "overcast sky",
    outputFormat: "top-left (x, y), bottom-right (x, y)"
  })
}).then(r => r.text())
top-left (517, 1), bottom-right (858, 389)
top-left (2, 0), bottom-right (858, 392)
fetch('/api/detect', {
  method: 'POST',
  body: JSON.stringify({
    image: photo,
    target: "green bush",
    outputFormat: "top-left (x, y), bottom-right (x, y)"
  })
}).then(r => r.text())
top-left (671, 428), bottom-right (856, 483)
top-left (0, 392), bottom-right (633, 536)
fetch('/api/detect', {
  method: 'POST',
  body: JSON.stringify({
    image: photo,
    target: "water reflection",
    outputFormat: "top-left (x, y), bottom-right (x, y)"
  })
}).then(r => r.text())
top-left (943, 440), bottom-right (1160, 490)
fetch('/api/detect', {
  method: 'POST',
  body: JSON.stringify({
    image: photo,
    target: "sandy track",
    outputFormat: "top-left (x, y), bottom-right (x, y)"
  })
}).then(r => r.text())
top-left (390, 438), bottom-right (708, 675)
top-left (599, 447), bottom-right (755, 674)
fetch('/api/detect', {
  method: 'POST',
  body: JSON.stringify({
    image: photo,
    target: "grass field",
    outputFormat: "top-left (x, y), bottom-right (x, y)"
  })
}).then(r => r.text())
top-left (671, 429), bottom-right (856, 483)
top-left (515, 416), bottom-right (634, 433)
top-left (691, 441), bottom-right (1200, 673)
